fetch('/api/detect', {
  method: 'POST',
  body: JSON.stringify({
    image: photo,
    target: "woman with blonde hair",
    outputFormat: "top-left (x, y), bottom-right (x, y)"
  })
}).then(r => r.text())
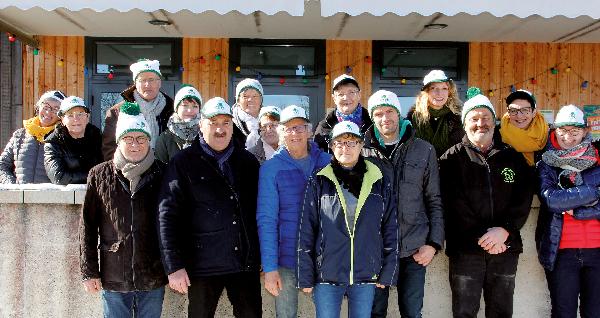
top-left (407, 70), bottom-right (464, 157)
top-left (0, 90), bottom-right (65, 183)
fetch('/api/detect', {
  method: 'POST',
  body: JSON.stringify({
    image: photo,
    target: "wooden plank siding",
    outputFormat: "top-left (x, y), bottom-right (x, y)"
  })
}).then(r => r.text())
top-left (325, 40), bottom-right (372, 110)
top-left (22, 36), bottom-right (85, 120)
top-left (469, 42), bottom-right (600, 115)
top-left (181, 38), bottom-right (229, 101)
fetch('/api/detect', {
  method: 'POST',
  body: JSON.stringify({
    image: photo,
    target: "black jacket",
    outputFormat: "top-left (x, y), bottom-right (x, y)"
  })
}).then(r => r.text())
top-left (102, 85), bottom-right (174, 161)
top-left (79, 160), bottom-right (167, 291)
top-left (44, 123), bottom-right (103, 185)
top-left (439, 134), bottom-right (534, 256)
top-left (314, 107), bottom-right (373, 153)
top-left (158, 137), bottom-right (261, 277)
top-left (362, 124), bottom-right (445, 257)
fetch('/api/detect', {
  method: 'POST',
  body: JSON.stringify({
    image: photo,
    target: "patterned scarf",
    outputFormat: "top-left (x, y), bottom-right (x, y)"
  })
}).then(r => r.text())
top-left (542, 132), bottom-right (598, 188)
top-left (167, 113), bottom-right (200, 148)
top-left (500, 111), bottom-right (548, 166)
top-left (336, 104), bottom-right (363, 127)
top-left (413, 106), bottom-right (452, 156)
top-left (133, 90), bottom-right (166, 149)
top-left (23, 117), bottom-right (55, 142)
top-left (113, 147), bottom-right (155, 193)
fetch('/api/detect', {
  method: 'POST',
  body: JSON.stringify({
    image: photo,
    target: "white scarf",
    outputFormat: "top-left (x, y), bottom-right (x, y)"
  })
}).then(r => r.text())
top-left (232, 104), bottom-right (260, 149)
top-left (133, 91), bottom-right (166, 149)
top-left (263, 142), bottom-right (276, 161)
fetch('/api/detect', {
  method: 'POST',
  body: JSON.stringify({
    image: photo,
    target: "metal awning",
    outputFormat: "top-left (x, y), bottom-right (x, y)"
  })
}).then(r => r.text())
top-left (0, 0), bottom-right (305, 15)
top-left (0, 1), bottom-right (599, 43)
top-left (320, 0), bottom-right (600, 18)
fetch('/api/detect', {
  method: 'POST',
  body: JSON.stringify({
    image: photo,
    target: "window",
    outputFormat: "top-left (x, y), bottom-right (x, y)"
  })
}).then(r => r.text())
top-left (381, 47), bottom-right (459, 79)
top-left (230, 39), bottom-right (325, 78)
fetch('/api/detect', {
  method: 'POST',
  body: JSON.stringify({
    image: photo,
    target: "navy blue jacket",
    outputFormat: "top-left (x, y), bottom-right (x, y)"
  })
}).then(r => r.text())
top-left (157, 137), bottom-right (261, 277)
top-left (536, 151), bottom-right (600, 271)
top-left (297, 160), bottom-right (399, 287)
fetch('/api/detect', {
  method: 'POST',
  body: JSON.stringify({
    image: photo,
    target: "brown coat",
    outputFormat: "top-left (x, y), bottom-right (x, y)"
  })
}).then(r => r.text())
top-left (79, 160), bottom-right (167, 291)
top-left (101, 85), bottom-right (174, 160)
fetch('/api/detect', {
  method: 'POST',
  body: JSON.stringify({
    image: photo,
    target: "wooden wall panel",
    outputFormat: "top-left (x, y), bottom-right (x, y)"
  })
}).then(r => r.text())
top-left (325, 40), bottom-right (372, 110)
top-left (469, 42), bottom-right (600, 115)
top-left (22, 36), bottom-right (84, 120)
top-left (181, 38), bottom-right (229, 101)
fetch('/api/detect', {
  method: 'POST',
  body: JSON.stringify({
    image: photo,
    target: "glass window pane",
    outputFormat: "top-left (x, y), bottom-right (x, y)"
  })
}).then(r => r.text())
top-left (263, 95), bottom-right (310, 117)
top-left (382, 47), bottom-right (458, 79)
top-left (100, 92), bottom-right (123, 131)
top-left (240, 46), bottom-right (315, 76)
top-left (96, 43), bottom-right (173, 75)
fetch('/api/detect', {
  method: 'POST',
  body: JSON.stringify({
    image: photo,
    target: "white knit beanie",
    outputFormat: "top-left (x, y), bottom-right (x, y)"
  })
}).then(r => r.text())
top-left (462, 87), bottom-right (496, 123)
top-left (115, 102), bottom-right (152, 143)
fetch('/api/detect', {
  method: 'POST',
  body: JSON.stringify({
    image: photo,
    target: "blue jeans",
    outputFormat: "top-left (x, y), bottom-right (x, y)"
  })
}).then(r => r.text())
top-left (371, 256), bottom-right (426, 318)
top-left (274, 267), bottom-right (298, 318)
top-left (101, 286), bottom-right (165, 318)
top-left (545, 248), bottom-right (600, 318)
top-left (314, 283), bottom-right (376, 318)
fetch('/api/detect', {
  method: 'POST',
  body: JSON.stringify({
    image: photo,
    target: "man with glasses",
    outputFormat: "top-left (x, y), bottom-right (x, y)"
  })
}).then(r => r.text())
top-left (439, 87), bottom-right (533, 318)
top-left (257, 105), bottom-right (331, 318)
top-left (80, 102), bottom-right (167, 318)
top-left (499, 89), bottom-right (548, 167)
top-left (363, 90), bottom-right (444, 318)
top-left (158, 97), bottom-right (262, 317)
top-left (248, 106), bottom-right (281, 164)
top-left (102, 59), bottom-right (174, 160)
top-left (314, 74), bottom-right (373, 153)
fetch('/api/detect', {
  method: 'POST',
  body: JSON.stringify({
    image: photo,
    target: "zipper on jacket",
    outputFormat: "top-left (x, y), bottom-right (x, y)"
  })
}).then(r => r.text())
top-left (473, 151), bottom-right (495, 223)
top-left (130, 192), bottom-right (137, 289)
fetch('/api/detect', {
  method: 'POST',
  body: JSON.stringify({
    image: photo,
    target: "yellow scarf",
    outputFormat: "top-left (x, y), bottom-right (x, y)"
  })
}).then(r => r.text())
top-left (500, 111), bottom-right (548, 166)
top-left (23, 117), bottom-right (56, 142)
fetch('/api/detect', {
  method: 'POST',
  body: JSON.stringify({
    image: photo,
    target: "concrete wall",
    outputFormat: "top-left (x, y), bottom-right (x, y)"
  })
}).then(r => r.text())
top-left (0, 189), bottom-right (550, 317)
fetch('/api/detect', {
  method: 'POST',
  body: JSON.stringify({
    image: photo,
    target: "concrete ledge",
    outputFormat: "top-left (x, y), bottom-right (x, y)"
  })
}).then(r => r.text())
top-left (0, 190), bottom-right (23, 203)
top-left (23, 190), bottom-right (74, 204)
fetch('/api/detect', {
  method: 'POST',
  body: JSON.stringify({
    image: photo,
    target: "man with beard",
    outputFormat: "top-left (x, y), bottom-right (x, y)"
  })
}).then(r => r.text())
top-left (439, 87), bottom-right (533, 318)
top-left (158, 97), bottom-right (262, 318)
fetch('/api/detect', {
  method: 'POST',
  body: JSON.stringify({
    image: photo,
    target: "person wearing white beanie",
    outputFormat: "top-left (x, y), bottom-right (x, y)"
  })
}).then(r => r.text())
top-left (364, 89), bottom-right (444, 318)
top-left (102, 58), bottom-right (174, 161)
top-left (155, 84), bottom-right (203, 163)
top-left (232, 78), bottom-right (264, 149)
top-left (439, 87), bottom-right (533, 318)
top-left (80, 101), bottom-right (168, 318)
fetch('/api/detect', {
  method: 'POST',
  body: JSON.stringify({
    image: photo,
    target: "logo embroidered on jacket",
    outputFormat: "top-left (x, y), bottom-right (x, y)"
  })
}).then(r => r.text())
top-left (501, 168), bottom-right (516, 183)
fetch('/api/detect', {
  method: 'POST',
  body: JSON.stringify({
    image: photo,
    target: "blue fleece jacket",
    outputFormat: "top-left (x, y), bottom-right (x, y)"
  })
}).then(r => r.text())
top-left (256, 141), bottom-right (331, 272)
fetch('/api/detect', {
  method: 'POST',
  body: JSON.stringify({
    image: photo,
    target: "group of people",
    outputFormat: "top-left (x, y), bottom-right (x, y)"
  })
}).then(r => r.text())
top-left (2, 57), bottom-right (598, 318)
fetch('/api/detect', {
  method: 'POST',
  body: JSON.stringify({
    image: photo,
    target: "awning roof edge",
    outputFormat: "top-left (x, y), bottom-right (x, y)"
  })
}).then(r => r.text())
top-left (0, 0), bottom-right (305, 16)
top-left (320, 0), bottom-right (600, 19)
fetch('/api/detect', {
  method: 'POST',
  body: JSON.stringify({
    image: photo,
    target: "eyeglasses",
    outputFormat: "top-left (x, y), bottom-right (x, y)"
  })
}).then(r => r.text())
top-left (241, 94), bottom-right (261, 100)
top-left (507, 107), bottom-right (532, 116)
top-left (40, 102), bottom-right (60, 113)
top-left (121, 135), bottom-right (149, 145)
top-left (332, 140), bottom-right (360, 148)
top-left (64, 112), bottom-right (88, 120)
top-left (282, 124), bottom-right (308, 134)
top-left (334, 90), bottom-right (359, 99)
top-left (136, 78), bottom-right (161, 85)
top-left (556, 127), bottom-right (584, 137)
top-left (260, 123), bottom-right (279, 132)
